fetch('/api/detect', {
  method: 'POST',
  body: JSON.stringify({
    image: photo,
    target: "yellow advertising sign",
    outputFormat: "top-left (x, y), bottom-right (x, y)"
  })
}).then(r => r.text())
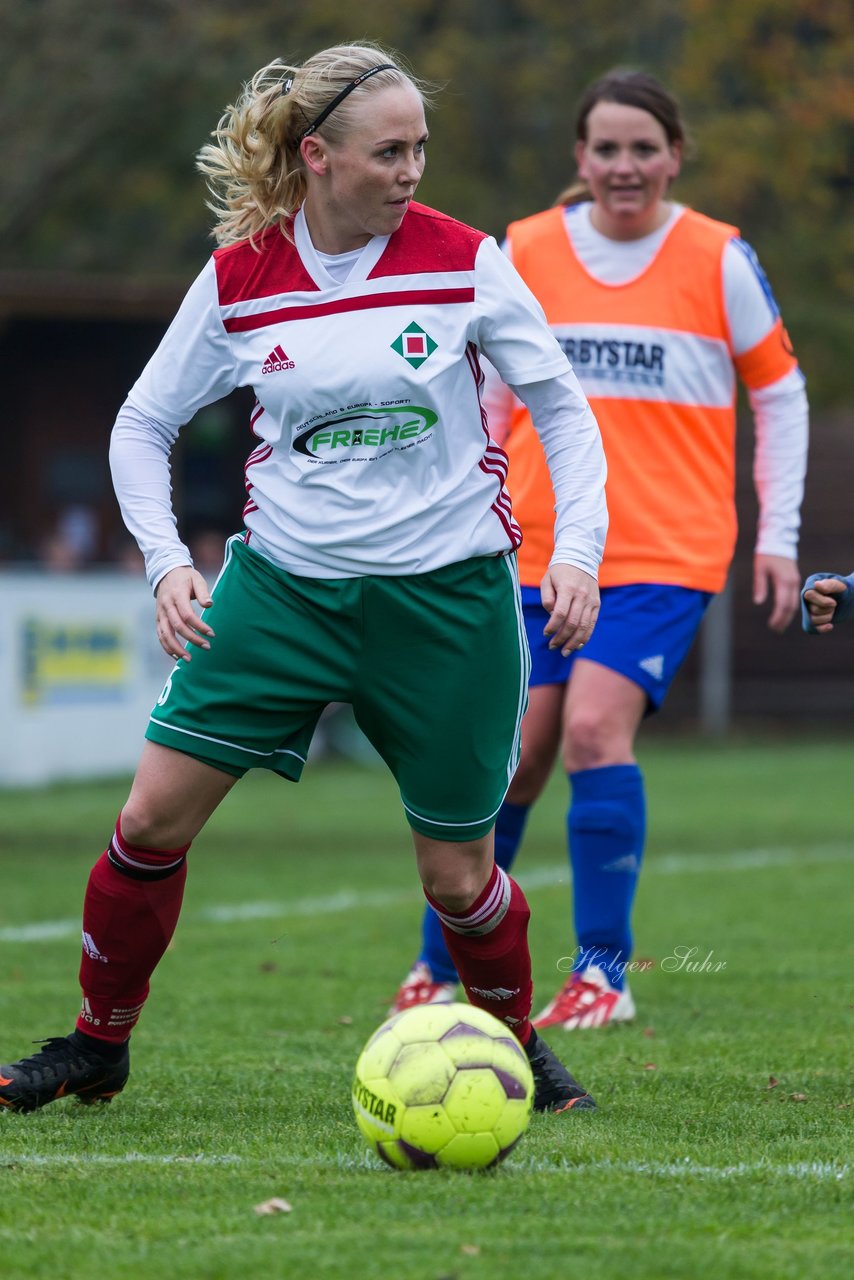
top-left (21, 619), bottom-right (129, 706)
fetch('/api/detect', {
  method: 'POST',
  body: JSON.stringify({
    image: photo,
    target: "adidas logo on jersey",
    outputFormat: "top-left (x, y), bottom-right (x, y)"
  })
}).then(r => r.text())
top-left (262, 344), bottom-right (295, 374)
top-left (639, 654), bottom-right (665, 681)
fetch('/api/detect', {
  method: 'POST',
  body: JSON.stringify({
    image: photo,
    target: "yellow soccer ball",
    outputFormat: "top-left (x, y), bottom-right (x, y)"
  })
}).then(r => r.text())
top-left (352, 1003), bottom-right (533, 1171)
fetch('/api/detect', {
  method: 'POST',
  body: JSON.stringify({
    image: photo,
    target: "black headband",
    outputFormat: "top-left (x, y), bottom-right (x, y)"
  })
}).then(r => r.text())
top-left (299, 64), bottom-right (396, 140)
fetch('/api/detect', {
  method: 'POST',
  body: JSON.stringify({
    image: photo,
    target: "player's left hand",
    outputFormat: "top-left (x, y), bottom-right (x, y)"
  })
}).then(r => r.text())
top-left (540, 563), bottom-right (600, 656)
top-left (753, 553), bottom-right (800, 633)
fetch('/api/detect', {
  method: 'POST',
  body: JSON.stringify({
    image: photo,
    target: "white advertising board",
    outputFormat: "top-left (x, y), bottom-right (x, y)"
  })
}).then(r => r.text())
top-left (0, 572), bottom-right (174, 787)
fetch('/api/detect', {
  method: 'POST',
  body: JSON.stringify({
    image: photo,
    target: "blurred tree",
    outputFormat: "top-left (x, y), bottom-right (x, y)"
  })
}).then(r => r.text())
top-left (1, 0), bottom-right (208, 266)
top-left (2, 0), bottom-right (850, 404)
top-left (671, 0), bottom-right (854, 405)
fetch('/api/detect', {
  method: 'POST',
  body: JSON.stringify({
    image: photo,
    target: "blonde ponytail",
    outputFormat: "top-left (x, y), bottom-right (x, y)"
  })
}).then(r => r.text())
top-left (196, 43), bottom-right (431, 247)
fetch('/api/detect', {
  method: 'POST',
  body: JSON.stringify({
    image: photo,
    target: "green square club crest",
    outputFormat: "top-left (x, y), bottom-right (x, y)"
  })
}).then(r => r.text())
top-left (391, 323), bottom-right (437, 369)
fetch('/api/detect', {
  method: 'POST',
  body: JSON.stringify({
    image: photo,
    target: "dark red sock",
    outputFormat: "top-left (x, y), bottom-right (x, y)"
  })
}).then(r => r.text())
top-left (424, 864), bottom-right (533, 1043)
top-left (76, 817), bottom-right (189, 1044)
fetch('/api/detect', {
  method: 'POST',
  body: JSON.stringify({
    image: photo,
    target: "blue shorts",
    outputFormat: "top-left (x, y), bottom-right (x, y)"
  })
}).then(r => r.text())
top-left (520, 583), bottom-right (713, 712)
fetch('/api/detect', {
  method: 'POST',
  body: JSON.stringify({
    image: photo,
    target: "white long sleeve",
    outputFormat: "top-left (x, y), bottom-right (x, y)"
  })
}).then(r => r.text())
top-left (109, 400), bottom-right (193, 591)
top-left (750, 368), bottom-right (809, 558)
top-left (510, 371), bottom-right (608, 577)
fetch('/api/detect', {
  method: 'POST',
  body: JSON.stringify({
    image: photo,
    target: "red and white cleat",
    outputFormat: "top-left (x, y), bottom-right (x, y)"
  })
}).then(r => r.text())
top-left (533, 964), bottom-right (636, 1030)
top-left (388, 962), bottom-right (458, 1016)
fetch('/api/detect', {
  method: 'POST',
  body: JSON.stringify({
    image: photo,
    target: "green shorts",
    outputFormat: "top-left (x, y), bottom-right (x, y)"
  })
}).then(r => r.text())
top-left (146, 537), bottom-right (530, 841)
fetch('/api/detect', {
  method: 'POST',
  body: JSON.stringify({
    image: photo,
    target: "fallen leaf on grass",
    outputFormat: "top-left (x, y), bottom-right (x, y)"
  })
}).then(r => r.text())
top-left (338, 1016), bottom-right (353, 1025)
top-left (643, 1063), bottom-right (658, 1071)
top-left (766, 1077), bottom-right (779, 1089)
top-left (642, 1027), bottom-right (655, 1038)
top-left (788, 1094), bottom-right (808, 1103)
top-left (460, 1244), bottom-right (481, 1256)
top-left (254, 1198), bottom-right (293, 1215)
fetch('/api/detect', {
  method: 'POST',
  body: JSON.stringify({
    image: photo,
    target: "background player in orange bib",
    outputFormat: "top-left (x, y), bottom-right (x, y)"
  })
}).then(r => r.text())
top-left (393, 69), bottom-right (809, 1028)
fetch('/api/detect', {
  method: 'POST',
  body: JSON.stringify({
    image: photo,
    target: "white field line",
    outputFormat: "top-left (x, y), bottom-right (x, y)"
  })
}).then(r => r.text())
top-left (1, 844), bottom-right (851, 944)
top-left (1, 1151), bottom-right (848, 1181)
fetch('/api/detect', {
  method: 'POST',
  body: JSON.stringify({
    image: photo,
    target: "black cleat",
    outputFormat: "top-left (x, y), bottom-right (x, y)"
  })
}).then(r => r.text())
top-left (0, 1035), bottom-right (129, 1113)
top-left (525, 1031), bottom-right (597, 1112)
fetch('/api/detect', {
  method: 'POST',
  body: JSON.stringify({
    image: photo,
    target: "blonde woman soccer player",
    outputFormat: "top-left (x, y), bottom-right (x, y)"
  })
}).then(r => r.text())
top-left (0, 44), bottom-right (608, 1114)
top-left (392, 69), bottom-right (808, 1028)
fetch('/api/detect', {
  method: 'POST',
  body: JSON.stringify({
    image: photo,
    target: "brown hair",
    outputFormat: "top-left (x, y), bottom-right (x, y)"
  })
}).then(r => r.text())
top-left (197, 42), bottom-right (433, 246)
top-left (554, 69), bottom-right (687, 207)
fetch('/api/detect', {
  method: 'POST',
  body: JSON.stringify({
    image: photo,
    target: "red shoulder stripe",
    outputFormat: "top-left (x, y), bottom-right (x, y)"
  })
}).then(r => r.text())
top-left (213, 224), bottom-right (319, 304)
top-left (370, 202), bottom-right (487, 277)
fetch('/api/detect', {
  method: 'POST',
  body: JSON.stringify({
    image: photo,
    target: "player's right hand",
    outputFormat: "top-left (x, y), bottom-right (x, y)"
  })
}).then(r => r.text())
top-left (154, 565), bottom-right (215, 661)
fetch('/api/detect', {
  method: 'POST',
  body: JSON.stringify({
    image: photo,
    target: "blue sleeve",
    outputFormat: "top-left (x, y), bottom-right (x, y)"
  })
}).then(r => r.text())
top-left (801, 572), bottom-right (854, 633)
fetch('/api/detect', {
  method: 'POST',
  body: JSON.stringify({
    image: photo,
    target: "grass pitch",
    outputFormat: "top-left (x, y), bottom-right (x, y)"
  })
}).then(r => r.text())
top-left (0, 735), bottom-right (851, 1279)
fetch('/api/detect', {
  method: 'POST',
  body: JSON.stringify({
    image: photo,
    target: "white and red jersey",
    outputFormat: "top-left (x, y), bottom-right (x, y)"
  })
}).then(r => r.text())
top-left (116, 201), bottom-right (606, 586)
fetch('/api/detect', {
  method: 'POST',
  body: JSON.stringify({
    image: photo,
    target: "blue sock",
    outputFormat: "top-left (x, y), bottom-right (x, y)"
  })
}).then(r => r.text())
top-left (418, 801), bottom-right (531, 983)
top-left (567, 764), bottom-right (646, 991)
